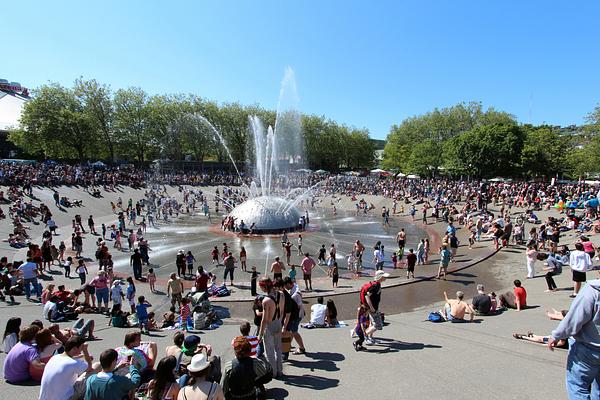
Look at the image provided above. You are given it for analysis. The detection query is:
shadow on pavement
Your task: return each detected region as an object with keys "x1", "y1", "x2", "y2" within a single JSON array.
[
  {"x1": 305, "y1": 351, "x2": 345, "y2": 362},
  {"x1": 283, "y1": 374, "x2": 340, "y2": 390},
  {"x1": 266, "y1": 387, "x2": 289, "y2": 399},
  {"x1": 366, "y1": 338, "x2": 442, "y2": 354},
  {"x1": 288, "y1": 359, "x2": 339, "y2": 372}
]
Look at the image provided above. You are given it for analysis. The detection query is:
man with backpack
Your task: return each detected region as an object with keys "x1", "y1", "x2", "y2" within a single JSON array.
[{"x1": 360, "y1": 270, "x2": 389, "y2": 345}]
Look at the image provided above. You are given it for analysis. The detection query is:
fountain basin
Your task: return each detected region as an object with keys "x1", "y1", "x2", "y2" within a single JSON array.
[{"x1": 228, "y1": 196, "x2": 303, "y2": 234}]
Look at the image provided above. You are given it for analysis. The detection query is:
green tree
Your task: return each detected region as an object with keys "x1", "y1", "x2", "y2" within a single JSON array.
[
  {"x1": 520, "y1": 125, "x2": 569, "y2": 177},
  {"x1": 74, "y1": 78, "x2": 115, "y2": 161},
  {"x1": 10, "y1": 83, "x2": 94, "y2": 160},
  {"x1": 113, "y1": 87, "x2": 155, "y2": 163},
  {"x1": 446, "y1": 124, "x2": 525, "y2": 178}
]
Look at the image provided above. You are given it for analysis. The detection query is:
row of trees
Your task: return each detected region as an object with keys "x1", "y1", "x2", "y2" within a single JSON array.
[
  {"x1": 383, "y1": 102, "x2": 600, "y2": 178},
  {"x1": 10, "y1": 79, "x2": 376, "y2": 171}
]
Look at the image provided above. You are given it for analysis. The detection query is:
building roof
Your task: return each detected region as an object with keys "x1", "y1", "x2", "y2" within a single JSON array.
[{"x1": 0, "y1": 90, "x2": 28, "y2": 131}]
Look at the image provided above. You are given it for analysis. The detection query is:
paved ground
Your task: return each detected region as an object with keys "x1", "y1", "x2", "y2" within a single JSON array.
[{"x1": 0, "y1": 185, "x2": 593, "y2": 399}]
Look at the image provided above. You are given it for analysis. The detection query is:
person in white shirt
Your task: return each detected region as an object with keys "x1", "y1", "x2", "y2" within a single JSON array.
[
  {"x1": 310, "y1": 296, "x2": 327, "y2": 327},
  {"x1": 373, "y1": 247, "x2": 385, "y2": 271},
  {"x1": 39, "y1": 335, "x2": 93, "y2": 400},
  {"x1": 570, "y1": 242, "x2": 592, "y2": 298},
  {"x1": 111, "y1": 280, "x2": 124, "y2": 305}
]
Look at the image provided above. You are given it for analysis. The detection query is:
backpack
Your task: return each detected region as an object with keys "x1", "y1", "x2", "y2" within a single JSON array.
[
  {"x1": 360, "y1": 281, "x2": 376, "y2": 305},
  {"x1": 428, "y1": 311, "x2": 444, "y2": 322}
]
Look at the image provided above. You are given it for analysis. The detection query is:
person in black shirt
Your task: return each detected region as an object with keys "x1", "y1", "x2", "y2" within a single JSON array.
[
  {"x1": 130, "y1": 249, "x2": 143, "y2": 280},
  {"x1": 471, "y1": 284, "x2": 492, "y2": 315}
]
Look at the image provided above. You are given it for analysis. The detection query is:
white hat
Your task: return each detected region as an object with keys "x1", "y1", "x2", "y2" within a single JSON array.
[
  {"x1": 187, "y1": 353, "x2": 211, "y2": 373},
  {"x1": 374, "y1": 270, "x2": 390, "y2": 281}
]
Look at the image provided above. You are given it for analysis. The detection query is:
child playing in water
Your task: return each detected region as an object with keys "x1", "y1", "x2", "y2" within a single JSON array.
[
  {"x1": 391, "y1": 252, "x2": 398, "y2": 269},
  {"x1": 288, "y1": 264, "x2": 297, "y2": 282},
  {"x1": 332, "y1": 262, "x2": 339, "y2": 288},
  {"x1": 147, "y1": 268, "x2": 156, "y2": 292}
]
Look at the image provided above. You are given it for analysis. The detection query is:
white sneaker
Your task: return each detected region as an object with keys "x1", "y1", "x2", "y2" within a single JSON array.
[
  {"x1": 350, "y1": 329, "x2": 357, "y2": 338},
  {"x1": 365, "y1": 338, "x2": 374, "y2": 345},
  {"x1": 370, "y1": 338, "x2": 380, "y2": 344}
]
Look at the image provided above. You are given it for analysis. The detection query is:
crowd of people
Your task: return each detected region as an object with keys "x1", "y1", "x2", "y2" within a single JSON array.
[{"x1": 2, "y1": 162, "x2": 600, "y2": 398}]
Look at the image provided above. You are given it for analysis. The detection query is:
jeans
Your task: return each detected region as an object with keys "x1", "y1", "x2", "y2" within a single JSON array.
[
  {"x1": 133, "y1": 263, "x2": 142, "y2": 280},
  {"x1": 263, "y1": 319, "x2": 283, "y2": 376},
  {"x1": 24, "y1": 277, "x2": 41, "y2": 298},
  {"x1": 95, "y1": 287, "x2": 109, "y2": 305},
  {"x1": 72, "y1": 318, "x2": 94, "y2": 338},
  {"x1": 566, "y1": 340, "x2": 600, "y2": 399}
]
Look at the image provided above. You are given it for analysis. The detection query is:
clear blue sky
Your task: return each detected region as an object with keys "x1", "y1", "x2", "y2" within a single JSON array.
[{"x1": 2, "y1": 1, "x2": 599, "y2": 139}]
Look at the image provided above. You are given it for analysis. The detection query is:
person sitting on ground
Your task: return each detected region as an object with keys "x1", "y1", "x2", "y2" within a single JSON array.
[
  {"x1": 440, "y1": 291, "x2": 474, "y2": 322},
  {"x1": 3, "y1": 324, "x2": 44, "y2": 383},
  {"x1": 165, "y1": 331, "x2": 185, "y2": 357},
  {"x1": 146, "y1": 355, "x2": 180, "y2": 400},
  {"x1": 115, "y1": 331, "x2": 158, "y2": 375},
  {"x1": 325, "y1": 299, "x2": 338, "y2": 326},
  {"x1": 178, "y1": 353, "x2": 224, "y2": 400},
  {"x1": 85, "y1": 348, "x2": 141, "y2": 400},
  {"x1": 307, "y1": 296, "x2": 328, "y2": 328},
  {"x1": 498, "y1": 279, "x2": 527, "y2": 311},
  {"x1": 221, "y1": 336, "x2": 272, "y2": 400},
  {"x1": 108, "y1": 303, "x2": 129, "y2": 328},
  {"x1": 174, "y1": 334, "x2": 216, "y2": 386},
  {"x1": 471, "y1": 284, "x2": 494, "y2": 315},
  {"x1": 162, "y1": 306, "x2": 177, "y2": 328},
  {"x1": 38, "y1": 335, "x2": 95, "y2": 400},
  {"x1": 29, "y1": 327, "x2": 63, "y2": 381},
  {"x1": 2, "y1": 317, "x2": 21, "y2": 354}
]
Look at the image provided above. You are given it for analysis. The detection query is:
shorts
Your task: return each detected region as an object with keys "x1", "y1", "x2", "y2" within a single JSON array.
[
  {"x1": 303, "y1": 274, "x2": 311, "y2": 280},
  {"x1": 398, "y1": 240, "x2": 405, "y2": 247},
  {"x1": 274, "y1": 273, "x2": 283, "y2": 280},
  {"x1": 96, "y1": 287, "x2": 109, "y2": 304},
  {"x1": 572, "y1": 270, "x2": 587, "y2": 283},
  {"x1": 407, "y1": 264, "x2": 415, "y2": 272},
  {"x1": 287, "y1": 317, "x2": 301, "y2": 333}
]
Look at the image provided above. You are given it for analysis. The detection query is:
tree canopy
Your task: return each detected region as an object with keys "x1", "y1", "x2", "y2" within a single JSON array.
[{"x1": 11, "y1": 78, "x2": 376, "y2": 171}]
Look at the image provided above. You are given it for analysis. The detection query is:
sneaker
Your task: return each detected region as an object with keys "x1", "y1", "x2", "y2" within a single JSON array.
[
  {"x1": 364, "y1": 338, "x2": 374, "y2": 345},
  {"x1": 350, "y1": 329, "x2": 357, "y2": 338},
  {"x1": 370, "y1": 338, "x2": 380, "y2": 344}
]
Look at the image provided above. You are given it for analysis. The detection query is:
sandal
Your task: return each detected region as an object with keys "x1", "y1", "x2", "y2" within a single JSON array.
[{"x1": 293, "y1": 348, "x2": 306, "y2": 355}]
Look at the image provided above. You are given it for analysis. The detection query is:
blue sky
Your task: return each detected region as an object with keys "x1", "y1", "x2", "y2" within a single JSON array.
[{"x1": 2, "y1": 1, "x2": 599, "y2": 139}]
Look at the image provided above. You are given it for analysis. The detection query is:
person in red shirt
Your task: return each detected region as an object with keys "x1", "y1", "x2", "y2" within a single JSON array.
[
  {"x1": 194, "y1": 266, "x2": 209, "y2": 293},
  {"x1": 498, "y1": 279, "x2": 527, "y2": 311}
]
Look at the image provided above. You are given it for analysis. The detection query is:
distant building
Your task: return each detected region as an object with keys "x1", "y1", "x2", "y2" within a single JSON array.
[{"x1": 0, "y1": 79, "x2": 30, "y2": 158}]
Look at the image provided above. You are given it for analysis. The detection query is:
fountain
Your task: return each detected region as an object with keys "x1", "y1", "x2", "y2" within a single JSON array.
[{"x1": 220, "y1": 67, "x2": 307, "y2": 234}]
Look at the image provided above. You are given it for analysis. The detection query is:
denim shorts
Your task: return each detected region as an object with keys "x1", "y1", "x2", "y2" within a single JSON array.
[
  {"x1": 287, "y1": 317, "x2": 301, "y2": 333},
  {"x1": 95, "y1": 287, "x2": 109, "y2": 304}
]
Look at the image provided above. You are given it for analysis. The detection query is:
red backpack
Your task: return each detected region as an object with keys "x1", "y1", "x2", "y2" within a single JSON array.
[{"x1": 360, "y1": 281, "x2": 376, "y2": 305}]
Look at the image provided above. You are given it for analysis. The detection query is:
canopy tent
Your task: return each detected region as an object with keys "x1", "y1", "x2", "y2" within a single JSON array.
[
  {"x1": 343, "y1": 171, "x2": 360, "y2": 176},
  {"x1": 396, "y1": 172, "x2": 406, "y2": 177},
  {"x1": 295, "y1": 168, "x2": 312, "y2": 173},
  {"x1": 90, "y1": 161, "x2": 107, "y2": 168},
  {"x1": 315, "y1": 169, "x2": 328, "y2": 174},
  {"x1": 370, "y1": 168, "x2": 387, "y2": 174},
  {"x1": 406, "y1": 174, "x2": 420, "y2": 179}
]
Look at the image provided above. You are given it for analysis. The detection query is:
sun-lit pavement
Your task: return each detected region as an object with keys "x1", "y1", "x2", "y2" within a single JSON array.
[{"x1": 0, "y1": 185, "x2": 586, "y2": 398}]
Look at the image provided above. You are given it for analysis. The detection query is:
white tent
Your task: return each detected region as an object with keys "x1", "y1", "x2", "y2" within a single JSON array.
[
  {"x1": 370, "y1": 168, "x2": 387, "y2": 174},
  {"x1": 407, "y1": 174, "x2": 420, "y2": 179},
  {"x1": 315, "y1": 169, "x2": 328, "y2": 174},
  {"x1": 396, "y1": 172, "x2": 406, "y2": 177}
]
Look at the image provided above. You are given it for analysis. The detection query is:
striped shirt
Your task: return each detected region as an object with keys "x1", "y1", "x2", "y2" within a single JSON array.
[{"x1": 246, "y1": 335, "x2": 259, "y2": 357}]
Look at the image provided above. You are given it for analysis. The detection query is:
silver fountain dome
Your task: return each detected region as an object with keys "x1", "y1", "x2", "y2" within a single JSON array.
[{"x1": 228, "y1": 196, "x2": 302, "y2": 234}]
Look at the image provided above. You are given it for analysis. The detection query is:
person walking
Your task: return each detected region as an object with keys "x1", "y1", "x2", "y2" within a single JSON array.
[
  {"x1": 130, "y1": 248, "x2": 143, "y2": 280},
  {"x1": 548, "y1": 277, "x2": 600, "y2": 399},
  {"x1": 223, "y1": 252, "x2": 236, "y2": 286},
  {"x1": 176, "y1": 250, "x2": 186, "y2": 278},
  {"x1": 300, "y1": 253, "x2": 316, "y2": 292},
  {"x1": 167, "y1": 272, "x2": 184, "y2": 308},
  {"x1": 360, "y1": 270, "x2": 389, "y2": 345}
]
